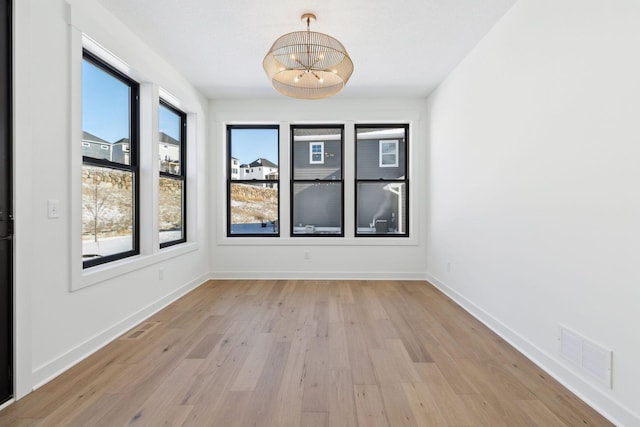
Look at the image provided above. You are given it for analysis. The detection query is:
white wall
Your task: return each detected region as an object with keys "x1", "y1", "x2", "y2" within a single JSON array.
[
  {"x1": 426, "y1": 0, "x2": 640, "y2": 425},
  {"x1": 13, "y1": 0, "x2": 209, "y2": 397},
  {"x1": 209, "y1": 98, "x2": 428, "y2": 280}
]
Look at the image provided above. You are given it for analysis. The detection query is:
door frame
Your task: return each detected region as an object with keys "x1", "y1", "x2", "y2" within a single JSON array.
[{"x1": 0, "y1": 0, "x2": 13, "y2": 406}]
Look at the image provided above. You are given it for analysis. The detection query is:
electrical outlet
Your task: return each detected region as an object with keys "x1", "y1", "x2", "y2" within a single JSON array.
[
  {"x1": 158, "y1": 267, "x2": 165, "y2": 280},
  {"x1": 304, "y1": 251, "x2": 311, "y2": 260},
  {"x1": 47, "y1": 199, "x2": 60, "y2": 219}
]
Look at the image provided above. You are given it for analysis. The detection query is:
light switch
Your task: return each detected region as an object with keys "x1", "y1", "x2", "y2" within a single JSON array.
[{"x1": 48, "y1": 199, "x2": 60, "y2": 219}]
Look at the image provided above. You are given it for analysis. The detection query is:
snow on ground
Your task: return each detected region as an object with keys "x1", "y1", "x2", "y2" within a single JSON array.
[{"x1": 83, "y1": 230, "x2": 182, "y2": 258}]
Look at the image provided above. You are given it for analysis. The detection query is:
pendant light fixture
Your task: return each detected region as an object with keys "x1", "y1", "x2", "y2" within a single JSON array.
[{"x1": 263, "y1": 13, "x2": 354, "y2": 100}]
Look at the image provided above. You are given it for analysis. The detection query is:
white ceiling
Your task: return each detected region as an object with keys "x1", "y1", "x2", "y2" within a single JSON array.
[{"x1": 96, "y1": 0, "x2": 517, "y2": 99}]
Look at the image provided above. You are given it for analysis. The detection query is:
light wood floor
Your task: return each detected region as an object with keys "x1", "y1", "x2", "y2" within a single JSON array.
[{"x1": 0, "y1": 280, "x2": 613, "y2": 426}]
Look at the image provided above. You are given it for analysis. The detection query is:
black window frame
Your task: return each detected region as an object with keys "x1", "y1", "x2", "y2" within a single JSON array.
[
  {"x1": 226, "y1": 124, "x2": 280, "y2": 237},
  {"x1": 159, "y1": 99, "x2": 187, "y2": 249},
  {"x1": 355, "y1": 123, "x2": 409, "y2": 238},
  {"x1": 290, "y1": 124, "x2": 345, "y2": 237},
  {"x1": 82, "y1": 49, "x2": 140, "y2": 268}
]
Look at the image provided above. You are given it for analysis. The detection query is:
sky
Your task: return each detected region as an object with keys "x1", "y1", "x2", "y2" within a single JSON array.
[
  {"x1": 230, "y1": 128, "x2": 279, "y2": 166},
  {"x1": 82, "y1": 59, "x2": 181, "y2": 143},
  {"x1": 82, "y1": 59, "x2": 130, "y2": 143}
]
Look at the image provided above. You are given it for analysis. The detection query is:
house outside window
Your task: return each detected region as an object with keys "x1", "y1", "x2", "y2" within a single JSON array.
[
  {"x1": 227, "y1": 125, "x2": 279, "y2": 236},
  {"x1": 81, "y1": 50, "x2": 139, "y2": 267},
  {"x1": 291, "y1": 125, "x2": 343, "y2": 236},
  {"x1": 379, "y1": 140, "x2": 399, "y2": 167},
  {"x1": 158, "y1": 100, "x2": 187, "y2": 248},
  {"x1": 309, "y1": 142, "x2": 324, "y2": 164},
  {"x1": 355, "y1": 124, "x2": 409, "y2": 237}
]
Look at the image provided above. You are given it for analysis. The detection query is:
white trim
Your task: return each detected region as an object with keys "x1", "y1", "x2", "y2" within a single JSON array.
[
  {"x1": 81, "y1": 34, "x2": 131, "y2": 77},
  {"x1": 70, "y1": 24, "x2": 200, "y2": 291},
  {"x1": 79, "y1": 242, "x2": 199, "y2": 289},
  {"x1": 217, "y1": 120, "x2": 416, "y2": 245},
  {"x1": 158, "y1": 87, "x2": 182, "y2": 111},
  {"x1": 217, "y1": 236, "x2": 418, "y2": 247},
  {"x1": 425, "y1": 272, "x2": 640, "y2": 427},
  {"x1": 0, "y1": 398, "x2": 15, "y2": 411},
  {"x1": 32, "y1": 273, "x2": 209, "y2": 389},
  {"x1": 309, "y1": 141, "x2": 324, "y2": 164},
  {"x1": 210, "y1": 271, "x2": 425, "y2": 281},
  {"x1": 379, "y1": 139, "x2": 399, "y2": 167}
]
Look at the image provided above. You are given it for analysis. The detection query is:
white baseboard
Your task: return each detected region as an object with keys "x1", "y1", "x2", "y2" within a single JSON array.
[
  {"x1": 31, "y1": 272, "x2": 210, "y2": 390},
  {"x1": 0, "y1": 398, "x2": 15, "y2": 411},
  {"x1": 425, "y1": 272, "x2": 640, "y2": 427},
  {"x1": 209, "y1": 270, "x2": 426, "y2": 281}
]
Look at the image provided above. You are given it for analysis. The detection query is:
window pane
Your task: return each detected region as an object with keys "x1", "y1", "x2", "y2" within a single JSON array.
[
  {"x1": 82, "y1": 59, "x2": 131, "y2": 165},
  {"x1": 159, "y1": 104, "x2": 182, "y2": 175},
  {"x1": 356, "y1": 182, "x2": 407, "y2": 235},
  {"x1": 230, "y1": 128, "x2": 279, "y2": 181},
  {"x1": 292, "y1": 182, "x2": 342, "y2": 235},
  {"x1": 293, "y1": 127, "x2": 342, "y2": 180},
  {"x1": 356, "y1": 127, "x2": 406, "y2": 179},
  {"x1": 159, "y1": 177, "x2": 183, "y2": 244},
  {"x1": 229, "y1": 182, "x2": 278, "y2": 235},
  {"x1": 82, "y1": 165, "x2": 134, "y2": 259},
  {"x1": 228, "y1": 126, "x2": 279, "y2": 237}
]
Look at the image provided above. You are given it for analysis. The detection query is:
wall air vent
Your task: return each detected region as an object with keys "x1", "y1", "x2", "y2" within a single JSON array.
[{"x1": 559, "y1": 326, "x2": 612, "y2": 389}]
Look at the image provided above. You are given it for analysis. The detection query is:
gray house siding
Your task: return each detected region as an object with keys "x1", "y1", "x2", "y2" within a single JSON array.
[
  {"x1": 293, "y1": 140, "x2": 342, "y2": 180},
  {"x1": 292, "y1": 183, "x2": 342, "y2": 228},
  {"x1": 291, "y1": 137, "x2": 343, "y2": 231},
  {"x1": 356, "y1": 134, "x2": 408, "y2": 234},
  {"x1": 356, "y1": 138, "x2": 406, "y2": 180}
]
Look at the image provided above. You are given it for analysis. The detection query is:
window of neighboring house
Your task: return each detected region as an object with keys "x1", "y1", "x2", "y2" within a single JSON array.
[
  {"x1": 82, "y1": 142, "x2": 90, "y2": 147},
  {"x1": 100, "y1": 144, "x2": 109, "y2": 150},
  {"x1": 355, "y1": 124, "x2": 409, "y2": 237},
  {"x1": 379, "y1": 140, "x2": 398, "y2": 167},
  {"x1": 227, "y1": 125, "x2": 279, "y2": 236},
  {"x1": 159, "y1": 100, "x2": 187, "y2": 248},
  {"x1": 309, "y1": 142, "x2": 324, "y2": 164},
  {"x1": 81, "y1": 50, "x2": 139, "y2": 268},
  {"x1": 291, "y1": 125, "x2": 343, "y2": 236}
]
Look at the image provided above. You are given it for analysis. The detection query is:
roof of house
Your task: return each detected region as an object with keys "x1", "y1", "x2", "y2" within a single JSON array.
[
  {"x1": 82, "y1": 131, "x2": 110, "y2": 144},
  {"x1": 159, "y1": 132, "x2": 179, "y2": 146},
  {"x1": 249, "y1": 158, "x2": 277, "y2": 168}
]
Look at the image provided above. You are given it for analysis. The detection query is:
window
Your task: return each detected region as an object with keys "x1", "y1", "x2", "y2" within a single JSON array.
[
  {"x1": 159, "y1": 100, "x2": 187, "y2": 248},
  {"x1": 355, "y1": 124, "x2": 408, "y2": 237},
  {"x1": 81, "y1": 50, "x2": 139, "y2": 267},
  {"x1": 309, "y1": 142, "x2": 324, "y2": 164},
  {"x1": 291, "y1": 125, "x2": 343, "y2": 236},
  {"x1": 379, "y1": 140, "x2": 398, "y2": 167},
  {"x1": 227, "y1": 125, "x2": 279, "y2": 236}
]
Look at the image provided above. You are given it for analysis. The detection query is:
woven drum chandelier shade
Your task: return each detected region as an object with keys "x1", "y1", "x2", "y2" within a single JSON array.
[{"x1": 263, "y1": 13, "x2": 353, "y2": 100}]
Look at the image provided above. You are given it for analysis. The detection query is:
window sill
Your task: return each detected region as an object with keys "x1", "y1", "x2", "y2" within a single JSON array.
[
  {"x1": 217, "y1": 236, "x2": 417, "y2": 247},
  {"x1": 73, "y1": 241, "x2": 199, "y2": 291}
]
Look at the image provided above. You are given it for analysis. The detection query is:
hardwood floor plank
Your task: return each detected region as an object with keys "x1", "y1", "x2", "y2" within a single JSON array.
[
  {"x1": 328, "y1": 370, "x2": 357, "y2": 427},
  {"x1": 378, "y1": 382, "x2": 419, "y2": 427},
  {"x1": 353, "y1": 384, "x2": 389, "y2": 427},
  {"x1": 401, "y1": 382, "x2": 448, "y2": 427},
  {"x1": 414, "y1": 362, "x2": 474, "y2": 426},
  {"x1": 0, "y1": 280, "x2": 613, "y2": 427},
  {"x1": 300, "y1": 411, "x2": 328, "y2": 427},
  {"x1": 230, "y1": 332, "x2": 275, "y2": 391},
  {"x1": 270, "y1": 336, "x2": 308, "y2": 427},
  {"x1": 301, "y1": 337, "x2": 331, "y2": 413},
  {"x1": 241, "y1": 341, "x2": 291, "y2": 427},
  {"x1": 344, "y1": 323, "x2": 378, "y2": 385},
  {"x1": 515, "y1": 399, "x2": 570, "y2": 427}
]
